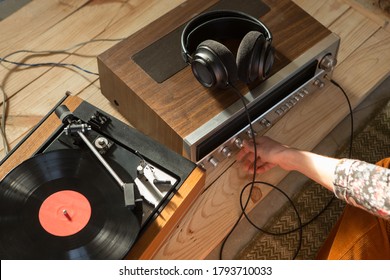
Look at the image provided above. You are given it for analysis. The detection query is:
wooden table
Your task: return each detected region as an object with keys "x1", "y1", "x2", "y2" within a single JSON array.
[{"x1": 0, "y1": 0, "x2": 389, "y2": 259}]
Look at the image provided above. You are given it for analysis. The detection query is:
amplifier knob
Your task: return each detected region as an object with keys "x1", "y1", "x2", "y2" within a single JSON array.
[
  {"x1": 234, "y1": 138, "x2": 244, "y2": 149},
  {"x1": 319, "y1": 54, "x2": 337, "y2": 72},
  {"x1": 209, "y1": 157, "x2": 219, "y2": 167},
  {"x1": 221, "y1": 146, "x2": 232, "y2": 158}
]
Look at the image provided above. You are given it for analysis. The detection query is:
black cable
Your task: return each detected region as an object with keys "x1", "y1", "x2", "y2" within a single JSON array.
[
  {"x1": 219, "y1": 78, "x2": 354, "y2": 260},
  {"x1": 1, "y1": 38, "x2": 127, "y2": 156},
  {"x1": 239, "y1": 181, "x2": 303, "y2": 259},
  {"x1": 0, "y1": 37, "x2": 127, "y2": 76},
  {"x1": 219, "y1": 85, "x2": 304, "y2": 260},
  {"x1": 329, "y1": 78, "x2": 354, "y2": 158},
  {"x1": 0, "y1": 38, "x2": 127, "y2": 62},
  {"x1": 219, "y1": 84, "x2": 259, "y2": 260},
  {"x1": 0, "y1": 57, "x2": 99, "y2": 76}
]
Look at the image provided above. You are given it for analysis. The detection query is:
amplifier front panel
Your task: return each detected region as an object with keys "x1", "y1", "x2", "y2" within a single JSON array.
[{"x1": 184, "y1": 34, "x2": 340, "y2": 172}]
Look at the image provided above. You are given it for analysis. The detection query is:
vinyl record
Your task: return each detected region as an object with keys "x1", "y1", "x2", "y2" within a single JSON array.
[{"x1": 0, "y1": 149, "x2": 141, "y2": 259}]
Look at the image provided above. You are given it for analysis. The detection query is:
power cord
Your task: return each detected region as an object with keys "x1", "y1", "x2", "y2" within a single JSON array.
[
  {"x1": 328, "y1": 77, "x2": 354, "y2": 159},
  {"x1": 219, "y1": 78, "x2": 354, "y2": 260},
  {"x1": 0, "y1": 37, "x2": 126, "y2": 157},
  {"x1": 0, "y1": 57, "x2": 99, "y2": 76},
  {"x1": 0, "y1": 86, "x2": 7, "y2": 154}
]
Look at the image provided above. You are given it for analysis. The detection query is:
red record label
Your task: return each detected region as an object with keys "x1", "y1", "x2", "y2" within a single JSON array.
[{"x1": 38, "y1": 190, "x2": 91, "y2": 237}]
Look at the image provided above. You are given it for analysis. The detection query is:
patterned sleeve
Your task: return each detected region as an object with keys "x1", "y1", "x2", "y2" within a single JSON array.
[{"x1": 333, "y1": 159, "x2": 390, "y2": 220}]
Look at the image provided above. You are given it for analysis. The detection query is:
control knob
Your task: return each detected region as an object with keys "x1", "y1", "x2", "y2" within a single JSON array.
[
  {"x1": 209, "y1": 157, "x2": 219, "y2": 167},
  {"x1": 319, "y1": 54, "x2": 337, "y2": 72}
]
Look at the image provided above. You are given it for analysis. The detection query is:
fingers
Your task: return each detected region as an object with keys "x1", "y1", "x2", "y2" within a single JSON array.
[
  {"x1": 237, "y1": 137, "x2": 277, "y2": 174},
  {"x1": 242, "y1": 139, "x2": 255, "y2": 152},
  {"x1": 236, "y1": 144, "x2": 252, "y2": 161},
  {"x1": 255, "y1": 162, "x2": 277, "y2": 174},
  {"x1": 238, "y1": 148, "x2": 268, "y2": 174},
  {"x1": 240, "y1": 157, "x2": 276, "y2": 174}
]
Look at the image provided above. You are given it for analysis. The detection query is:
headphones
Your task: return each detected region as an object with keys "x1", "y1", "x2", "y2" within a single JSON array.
[{"x1": 181, "y1": 10, "x2": 274, "y2": 89}]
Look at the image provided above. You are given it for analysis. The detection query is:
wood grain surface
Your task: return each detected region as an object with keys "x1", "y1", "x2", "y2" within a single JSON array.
[{"x1": 0, "y1": 0, "x2": 389, "y2": 259}]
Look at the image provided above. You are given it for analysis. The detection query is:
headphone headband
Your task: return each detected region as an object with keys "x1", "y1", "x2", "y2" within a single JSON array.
[{"x1": 181, "y1": 10, "x2": 272, "y2": 63}]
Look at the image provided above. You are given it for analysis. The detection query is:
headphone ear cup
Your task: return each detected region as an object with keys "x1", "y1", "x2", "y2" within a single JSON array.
[
  {"x1": 236, "y1": 31, "x2": 266, "y2": 84},
  {"x1": 192, "y1": 39, "x2": 238, "y2": 88}
]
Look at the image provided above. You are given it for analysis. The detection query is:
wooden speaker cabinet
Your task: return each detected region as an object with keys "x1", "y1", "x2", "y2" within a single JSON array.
[{"x1": 97, "y1": 0, "x2": 339, "y2": 174}]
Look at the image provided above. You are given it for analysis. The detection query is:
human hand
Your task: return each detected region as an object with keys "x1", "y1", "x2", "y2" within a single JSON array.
[{"x1": 236, "y1": 136, "x2": 289, "y2": 174}]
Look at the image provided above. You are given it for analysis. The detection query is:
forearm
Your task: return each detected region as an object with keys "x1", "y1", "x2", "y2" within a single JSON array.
[
  {"x1": 239, "y1": 136, "x2": 390, "y2": 219},
  {"x1": 279, "y1": 148, "x2": 339, "y2": 193},
  {"x1": 281, "y1": 149, "x2": 390, "y2": 219}
]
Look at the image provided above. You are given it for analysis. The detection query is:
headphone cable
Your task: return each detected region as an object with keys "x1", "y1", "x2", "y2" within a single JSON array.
[
  {"x1": 219, "y1": 84, "x2": 304, "y2": 259},
  {"x1": 219, "y1": 78, "x2": 353, "y2": 260},
  {"x1": 219, "y1": 84, "x2": 259, "y2": 259}
]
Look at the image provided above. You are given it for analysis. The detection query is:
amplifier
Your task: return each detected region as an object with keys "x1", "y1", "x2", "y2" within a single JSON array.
[
  {"x1": 97, "y1": 0, "x2": 340, "y2": 174},
  {"x1": 187, "y1": 36, "x2": 339, "y2": 170}
]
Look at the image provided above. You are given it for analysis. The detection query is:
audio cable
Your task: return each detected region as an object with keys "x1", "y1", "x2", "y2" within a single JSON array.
[
  {"x1": 219, "y1": 84, "x2": 260, "y2": 259},
  {"x1": 220, "y1": 78, "x2": 354, "y2": 260},
  {"x1": 328, "y1": 77, "x2": 354, "y2": 159},
  {"x1": 0, "y1": 38, "x2": 128, "y2": 75},
  {"x1": 0, "y1": 57, "x2": 99, "y2": 76},
  {"x1": 219, "y1": 85, "x2": 303, "y2": 260},
  {"x1": 0, "y1": 37, "x2": 127, "y2": 157}
]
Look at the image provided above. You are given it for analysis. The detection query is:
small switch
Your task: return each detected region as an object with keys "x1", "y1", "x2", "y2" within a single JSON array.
[
  {"x1": 313, "y1": 79, "x2": 325, "y2": 88},
  {"x1": 247, "y1": 129, "x2": 257, "y2": 138},
  {"x1": 260, "y1": 118, "x2": 271, "y2": 128},
  {"x1": 221, "y1": 147, "x2": 232, "y2": 158},
  {"x1": 275, "y1": 109, "x2": 283, "y2": 115},
  {"x1": 234, "y1": 138, "x2": 243, "y2": 149}
]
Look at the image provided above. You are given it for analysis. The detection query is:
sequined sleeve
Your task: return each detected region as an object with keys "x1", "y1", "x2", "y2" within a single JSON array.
[{"x1": 333, "y1": 159, "x2": 390, "y2": 219}]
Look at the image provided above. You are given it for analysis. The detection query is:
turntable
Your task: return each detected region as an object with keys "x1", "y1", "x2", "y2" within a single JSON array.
[{"x1": 0, "y1": 95, "x2": 205, "y2": 259}]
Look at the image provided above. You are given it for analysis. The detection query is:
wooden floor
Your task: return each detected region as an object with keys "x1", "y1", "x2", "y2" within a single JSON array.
[{"x1": 0, "y1": 0, "x2": 389, "y2": 259}]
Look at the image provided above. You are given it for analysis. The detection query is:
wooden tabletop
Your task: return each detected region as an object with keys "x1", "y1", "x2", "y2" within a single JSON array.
[{"x1": 0, "y1": 0, "x2": 389, "y2": 259}]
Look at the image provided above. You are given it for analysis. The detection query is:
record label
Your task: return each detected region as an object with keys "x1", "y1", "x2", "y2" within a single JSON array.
[{"x1": 38, "y1": 190, "x2": 91, "y2": 237}]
